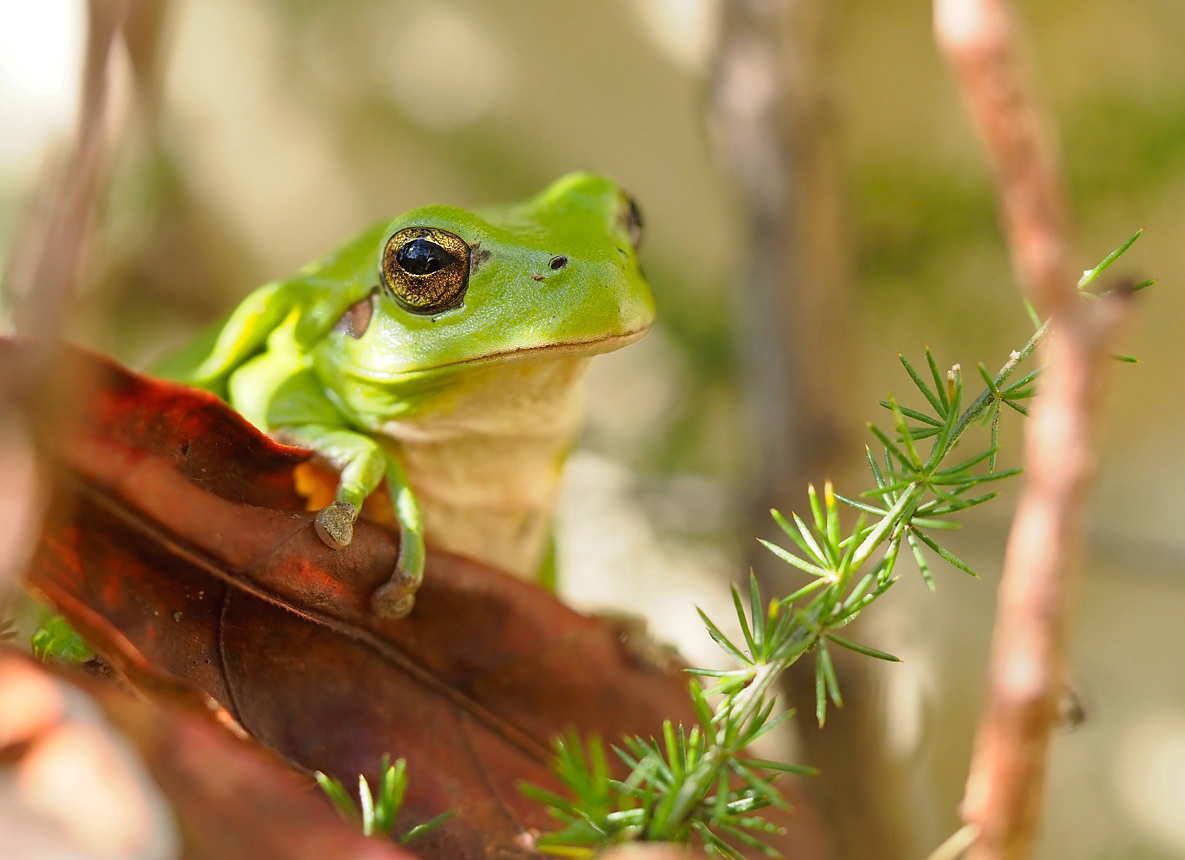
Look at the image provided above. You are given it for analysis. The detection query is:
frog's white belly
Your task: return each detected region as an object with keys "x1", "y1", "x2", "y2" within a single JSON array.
[{"x1": 377, "y1": 356, "x2": 589, "y2": 578}]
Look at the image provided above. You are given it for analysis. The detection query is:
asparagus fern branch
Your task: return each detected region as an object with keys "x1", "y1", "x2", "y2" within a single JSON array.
[{"x1": 524, "y1": 230, "x2": 1146, "y2": 858}]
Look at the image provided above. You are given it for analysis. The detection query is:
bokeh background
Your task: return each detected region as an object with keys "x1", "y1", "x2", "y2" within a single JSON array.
[{"x1": 1, "y1": 1, "x2": 1183, "y2": 858}]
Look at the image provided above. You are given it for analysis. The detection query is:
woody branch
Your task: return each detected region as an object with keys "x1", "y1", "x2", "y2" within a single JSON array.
[{"x1": 933, "y1": 1, "x2": 1133, "y2": 859}]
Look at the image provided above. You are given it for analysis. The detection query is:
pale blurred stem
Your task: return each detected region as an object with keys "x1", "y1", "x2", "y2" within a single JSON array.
[
  {"x1": 934, "y1": 2, "x2": 1132, "y2": 860},
  {"x1": 0, "y1": 1, "x2": 129, "y2": 591},
  {"x1": 6, "y1": 1, "x2": 127, "y2": 354},
  {"x1": 707, "y1": 2, "x2": 905, "y2": 858},
  {"x1": 708, "y1": 0, "x2": 852, "y2": 508}
]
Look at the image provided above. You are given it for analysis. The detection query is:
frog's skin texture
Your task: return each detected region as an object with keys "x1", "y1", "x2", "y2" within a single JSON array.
[{"x1": 156, "y1": 173, "x2": 655, "y2": 618}]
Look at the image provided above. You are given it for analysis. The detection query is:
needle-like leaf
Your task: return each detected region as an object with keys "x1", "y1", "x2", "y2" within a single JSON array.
[
  {"x1": 834, "y1": 493, "x2": 887, "y2": 516},
  {"x1": 818, "y1": 640, "x2": 842, "y2": 709},
  {"x1": 757, "y1": 539, "x2": 832, "y2": 579},
  {"x1": 934, "y1": 446, "x2": 999, "y2": 477},
  {"x1": 925, "y1": 347, "x2": 950, "y2": 414},
  {"x1": 749, "y1": 574, "x2": 765, "y2": 655},
  {"x1": 732, "y1": 585, "x2": 756, "y2": 656},
  {"x1": 401, "y1": 811, "x2": 457, "y2": 844},
  {"x1": 1078, "y1": 228, "x2": 1141, "y2": 290},
  {"x1": 990, "y1": 403, "x2": 1001, "y2": 471},
  {"x1": 886, "y1": 395, "x2": 922, "y2": 469},
  {"x1": 911, "y1": 529, "x2": 979, "y2": 577},
  {"x1": 1023, "y1": 298, "x2": 1042, "y2": 330},
  {"x1": 698, "y1": 608, "x2": 751, "y2": 664},
  {"x1": 827, "y1": 634, "x2": 901, "y2": 663},
  {"x1": 881, "y1": 401, "x2": 944, "y2": 427},
  {"x1": 868, "y1": 424, "x2": 918, "y2": 474},
  {"x1": 899, "y1": 352, "x2": 947, "y2": 417}
]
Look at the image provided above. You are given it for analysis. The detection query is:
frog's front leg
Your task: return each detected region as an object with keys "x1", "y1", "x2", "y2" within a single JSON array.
[{"x1": 278, "y1": 423, "x2": 425, "y2": 619}]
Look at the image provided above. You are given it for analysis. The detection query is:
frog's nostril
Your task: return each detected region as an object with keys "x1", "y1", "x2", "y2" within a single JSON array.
[{"x1": 549, "y1": 255, "x2": 569, "y2": 270}]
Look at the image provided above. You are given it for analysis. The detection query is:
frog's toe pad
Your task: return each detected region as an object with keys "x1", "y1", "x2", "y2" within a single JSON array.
[
  {"x1": 314, "y1": 500, "x2": 357, "y2": 549},
  {"x1": 371, "y1": 581, "x2": 416, "y2": 619}
]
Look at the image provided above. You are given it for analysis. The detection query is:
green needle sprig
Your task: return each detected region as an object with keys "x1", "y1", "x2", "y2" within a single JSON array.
[
  {"x1": 316, "y1": 754, "x2": 455, "y2": 843},
  {"x1": 31, "y1": 612, "x2": 94, "y2": 663},
  {"x1": 523, "y1": 230, "x2": 1147, "y2": 859}
]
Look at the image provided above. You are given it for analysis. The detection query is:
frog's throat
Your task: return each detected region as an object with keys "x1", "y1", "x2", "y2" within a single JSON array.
[
  {"x1": 375, "y1": 354, "x2": 595, "y2": 579},
  {"x1": 422, "y1": 324, "x2": 650, "y2": 374}
]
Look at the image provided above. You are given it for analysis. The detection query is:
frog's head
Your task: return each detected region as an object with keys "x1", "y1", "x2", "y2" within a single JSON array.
[{"x1": 342, "y1": 173, "x2": 655, "y2": 377}]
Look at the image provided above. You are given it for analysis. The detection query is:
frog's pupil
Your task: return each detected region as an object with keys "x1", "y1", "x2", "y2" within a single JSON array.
[{"x1": 397, "y1": 238, "x2": 452, "y2": 276}]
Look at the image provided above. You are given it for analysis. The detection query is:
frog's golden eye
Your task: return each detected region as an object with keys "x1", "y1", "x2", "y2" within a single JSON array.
[{"x1": 381, "y1": 227, "x2": 470, "y2": 314}]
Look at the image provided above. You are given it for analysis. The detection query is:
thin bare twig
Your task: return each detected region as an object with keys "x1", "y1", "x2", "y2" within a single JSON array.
[{"x1": 934, "y1": 2, "x2": 1133, "y2": 860}]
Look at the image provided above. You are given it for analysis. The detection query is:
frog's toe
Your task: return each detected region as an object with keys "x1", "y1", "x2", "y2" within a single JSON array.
[
  {"x1": 314, "y1": 500, "x2": 357, "y2": 549},
  {"x1": 371, "y1": 581, "x2": 416, "y2": 619},
  {"x1": 371, "y1": 556, "x2": 424, "y2": 619}
]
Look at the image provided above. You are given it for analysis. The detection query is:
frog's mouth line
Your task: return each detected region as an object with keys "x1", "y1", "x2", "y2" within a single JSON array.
[
  {"x1": 343, "y1": 324, "x2": 651, "y2": 383},
  {"x1": 440, "y1": 324, "x2": 652, "y2": 370}
]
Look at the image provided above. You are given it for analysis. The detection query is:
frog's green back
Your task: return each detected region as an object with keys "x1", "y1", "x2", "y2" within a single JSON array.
[{"x1": 153, "y1": 223, "x2": 390, "y2": 389}]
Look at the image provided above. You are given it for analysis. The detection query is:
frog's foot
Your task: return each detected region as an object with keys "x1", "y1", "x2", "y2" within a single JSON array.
[
  {"x1": 371, "y1": 580, "x2": 416, "y2": 620},
  {"x1": 371, "y1": 563, "x2": 425, "y2": 619},
  {"x1": 370, "y1": 549, "x2": 426, "y2": 620},
  {"x1": 314, "y1": 500, "x2": 358, "y2": 549}
]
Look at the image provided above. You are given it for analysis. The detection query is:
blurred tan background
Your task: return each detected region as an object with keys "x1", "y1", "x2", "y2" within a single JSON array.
[{"x1": 1, "y1": 1, "x2": 1182, "y2": 859}]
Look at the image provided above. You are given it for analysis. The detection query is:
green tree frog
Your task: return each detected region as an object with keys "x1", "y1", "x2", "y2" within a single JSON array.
[{"x1": 156, "y1": 173, "x2": 654, "y2": 619}]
